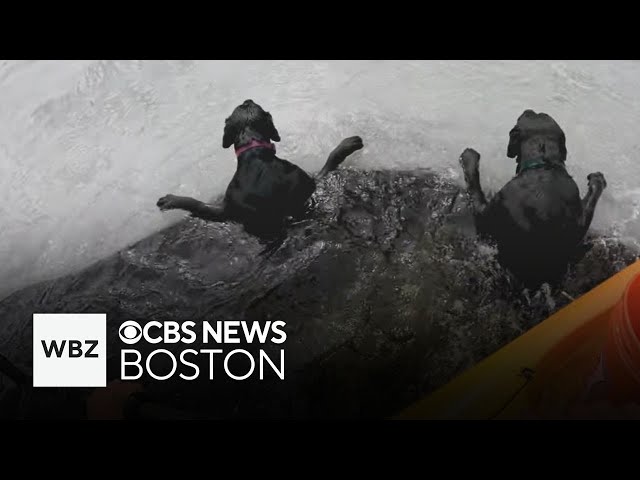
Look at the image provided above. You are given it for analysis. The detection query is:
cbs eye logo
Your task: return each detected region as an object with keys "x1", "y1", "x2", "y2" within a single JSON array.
[{"x1": 119, "y1": 321, "x2": 142, "y2": 345}]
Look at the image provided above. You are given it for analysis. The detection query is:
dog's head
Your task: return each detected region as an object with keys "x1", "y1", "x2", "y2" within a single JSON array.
[
  {"x1": 222, "y1": 99, "x2": 281, "y2": 149},
  {"x1": 507, "y1": 109, "x2": 567, "y2": 163}
]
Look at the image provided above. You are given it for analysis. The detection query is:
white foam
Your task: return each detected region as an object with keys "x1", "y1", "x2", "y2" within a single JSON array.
[{"x1": 1, "y1": 60, "x2": 639, "y2": 299}]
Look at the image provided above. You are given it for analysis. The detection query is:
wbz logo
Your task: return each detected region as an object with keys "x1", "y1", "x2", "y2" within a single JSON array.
[
  {"x1": 33, "y1": 313, "x2": 106, "y2": 387},
  {"x1": 41, "y1": 339, "x2": 99, "y2": 358}
]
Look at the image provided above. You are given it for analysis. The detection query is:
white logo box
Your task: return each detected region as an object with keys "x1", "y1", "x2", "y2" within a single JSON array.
[{"x1": 33, "y1": 313, "x2": 107, "y2": 387}]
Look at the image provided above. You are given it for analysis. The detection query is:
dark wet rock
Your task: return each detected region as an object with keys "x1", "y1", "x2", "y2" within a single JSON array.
[{"x1": 0, "y1": 168, "x2": 637, "y2": 419}]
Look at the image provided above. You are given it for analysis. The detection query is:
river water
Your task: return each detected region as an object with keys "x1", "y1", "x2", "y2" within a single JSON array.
[{"x1": 1, "y1": 60, "x2": 639, "y2": 299}]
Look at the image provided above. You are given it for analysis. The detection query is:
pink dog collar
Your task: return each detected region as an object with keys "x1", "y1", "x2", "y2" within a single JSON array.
[{"x1": 234, "y1": 139, "x2": 276, "y2": 157}]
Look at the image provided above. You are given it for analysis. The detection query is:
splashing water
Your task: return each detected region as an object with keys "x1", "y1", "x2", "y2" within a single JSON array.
[{"x1": 1, "y1": 60, "x2": 640, "y2": 299}]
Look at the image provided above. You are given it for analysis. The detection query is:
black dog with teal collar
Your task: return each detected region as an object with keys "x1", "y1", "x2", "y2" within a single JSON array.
[{"x1": 459, "y1": 109, "x2": 607, "y2": 288}]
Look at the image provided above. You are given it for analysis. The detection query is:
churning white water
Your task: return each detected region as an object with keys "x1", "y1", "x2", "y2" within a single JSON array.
[{"x1": 1, "y1": 60, "x2": 640, "y2": 299}]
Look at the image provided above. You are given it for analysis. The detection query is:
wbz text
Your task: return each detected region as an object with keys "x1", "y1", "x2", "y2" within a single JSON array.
[{"x1": 32, "y1": 314, "x2": 286, "y2": 387}]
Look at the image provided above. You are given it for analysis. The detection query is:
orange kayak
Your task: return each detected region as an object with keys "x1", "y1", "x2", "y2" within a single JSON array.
[{"x1": 396, "y1": 260, "x2": 640, "y2": 420}]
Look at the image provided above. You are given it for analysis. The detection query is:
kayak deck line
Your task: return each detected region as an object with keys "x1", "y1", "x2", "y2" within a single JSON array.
[{"x1": 396, "y1": 260, "x2": 640, "y2": 420}]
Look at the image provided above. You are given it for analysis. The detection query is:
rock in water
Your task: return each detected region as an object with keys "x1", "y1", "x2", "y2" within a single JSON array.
[{"x1": 0, "y1": 168, "x2": 637, "y2": 419}]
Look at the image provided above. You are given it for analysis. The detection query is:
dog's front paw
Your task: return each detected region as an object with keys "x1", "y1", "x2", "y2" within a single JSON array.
[
  {"x1": 459, "y1": 148, "x2": 481, "y2": 172},
  {"x1": 338, "y1": 136, "x2": 364, "y2": 156},
  {"x1": 157, "y1": 194, "x2": 183, "y2": 211},
  {"x1": 587, "y1": 172, "x2": 607, "y2": 191}
]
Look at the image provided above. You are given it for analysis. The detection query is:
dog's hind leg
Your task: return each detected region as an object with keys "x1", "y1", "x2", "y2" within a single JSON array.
[
  {"x1": 318, "y1": 136, "x2": 364, "y2": 178},
  {"x1": 157, "y1": 194, "x2": 229, "y2": 222},
  {"x1": 578, "y1": 171, "x2": 607, "y2": 238},
  {"x1": 459, "y1": 148, "x2": 488, "y2": 215}
]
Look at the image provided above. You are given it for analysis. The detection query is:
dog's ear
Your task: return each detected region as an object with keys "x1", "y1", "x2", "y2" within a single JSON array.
[
  {"x1": 222, "y1": 120, "x2": 238, "y2": 149},
  {"x1": 265, "y1": 112, "x2": 280, "y2": 142},
  {"x1": 507, "y1": 125, "x2": 521, "y2": 158},
  {"x1": 558, "y1": 130, "x2": 567, "y2": 162}
]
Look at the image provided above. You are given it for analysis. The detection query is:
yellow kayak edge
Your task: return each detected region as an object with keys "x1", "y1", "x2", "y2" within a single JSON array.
[{"x1": 395, "y1": 259, "x2": 640, "y2": 420}]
